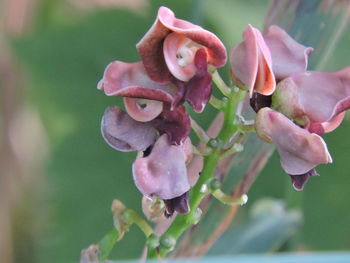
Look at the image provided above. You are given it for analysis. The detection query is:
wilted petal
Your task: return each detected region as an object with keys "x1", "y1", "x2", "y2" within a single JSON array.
[
  {"x1": 289, "y1": 168, "x2": 319, "y2": 191},
  {"x1": 101, "y1": 106, "x2": 157, "y2": 152},
  {"x1": 132, "y1": 134, "x2": 190, "y2": 200},
  {"x1": 230, "y1": 25, "x2": 275, "y2": 97},
  {"x1": 152, "y1": 105, "x2": 191, "y2": 145},
  {"x1": 272, "y1": 68, "x2": 350, "y2": 134},
  {"x1": 98, "y1": 61, "x2": 178, "y2": 105},
  {"x1": 264, "y1": 25, "x2": 313, "y2": 80},
  {"x1": 255, "y1": 108, "x2": 332, "y2": 175},
  {"x1": 124, "y1": 97, "x2": 163, "y2": 122},
  {"x1": 136, "y1": 6, "x2": 227, "y2": 83}
]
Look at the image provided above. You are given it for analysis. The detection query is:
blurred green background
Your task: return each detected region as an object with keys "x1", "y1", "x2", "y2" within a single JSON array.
[{"x1": 1, "y1": 0, "x2": 350, "y2": 262}]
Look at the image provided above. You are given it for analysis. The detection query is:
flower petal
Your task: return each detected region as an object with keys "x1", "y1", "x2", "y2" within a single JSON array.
[
  {"x1": 123, "y1": 97, "x2": 163, "y2": 122},
  {"x1": 272, "y1": 68, "x2": 350, "y2": 134},
  {"x1": 136, "y1": 6, "x2": 227, "y2": 83},
  {"x1": 264, "y1": 25, "x2": 313, "y2": 80},
  {"x1": 183, "y1": 49, "x2": 212, "y2": 113},
  {"x1": 255, "y1": 108, "x2": 332, "y2": 175},
  {"x1": 163, "y1": 192, "x2": 190, "y2": 216},
  {"x1": 230, "y1": 25, "x2": 275, "y2": 97},
  {"x1": 132, "y1": 134, "x2": 190, "y2": 200},
  {"x1": 101, "y1": 106, "x2": 158, "y2": 152},
  {"x1": 152, "y1": 105, "x2": 191, "y2": 145},
  {"x1": 289, "y1": 168, "x2": 319, "y2": 191},
  {"x1": 98, "y1": 61, "x2": 178, "y2": 105}
]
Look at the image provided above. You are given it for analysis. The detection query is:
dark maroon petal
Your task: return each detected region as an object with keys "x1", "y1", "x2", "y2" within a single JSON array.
[
  {"x1": 101, "y1": 106, "x2": 157, "y2": 152},
  {"x1": 98, "y1": 61, "x2": 178, "y2": 104},
  {"x1": 136, "y1": 6, "x2": 226, "y2": 83},
  {"x1": 152, "y1": 105, "x2": 191, "y2": 145},
  {"x1": 289, "y1": 168, "x2": 319, "y2": 191},
  {"x1": 163, "y1": 192, "x2": 190, "y2": 217},
  {"x1": 250, "y1": 93, "x2": 272, "y2": 113},
  {"x1": 183, "y1": 49, "x2": 212, "y2": 113}
]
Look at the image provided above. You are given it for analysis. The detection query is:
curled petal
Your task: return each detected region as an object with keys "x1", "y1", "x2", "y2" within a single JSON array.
[
  {"x1": 264, "y1": 25, "x2": 313, "y2": 80},
  {"x1": 163, "y1": 32, "x2": 198, "y2": 81},
  {"x1": 98, "y1": 61, "x2": 178, "y2": 105},
  {"x1": 272, "y1": 68, "x2": 350, "y2": 134},
  {"x1": 101, "y1": 106, "x2": 157, "y2": 152},
  {"x1": 136, "y1": 6, "x2": 227, "y2": 83},
  {"x1": 255, "y1": 108, "x2": 332, "y2": 175},
  {"x1": 124, "y1": 97, "x2": 163, "y2": 122},
  {"x1": 230, "y1": 25, "x2": 275, "y2": 97},
  {"x1": 132, "y1": 134, "x2": 190, "y2": 200},
  {"x1": 152, "y1": 105, "x2": 191, "y2": 145}
]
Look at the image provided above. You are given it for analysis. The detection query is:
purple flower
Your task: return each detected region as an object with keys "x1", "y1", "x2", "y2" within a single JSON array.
[
  {"x1": 136, "y1": 6, "x2": 227, "y2": 112},
  {"x1": 272, "y1": 68, "x2": 350, "y2": 135},
  {"x1": 255, "y1": 107, "x2": 332, "y2": 189},
  {"x1": 230, "y1": 25, "x2": 276, "y2": 97}
]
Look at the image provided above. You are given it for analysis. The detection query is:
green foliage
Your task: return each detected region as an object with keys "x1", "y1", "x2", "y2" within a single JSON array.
[
  {"x1": 9, "y1": 0, "x2": 350, "y2": 261},
  {"x1": 209, "y1": 199, "x2": 302, "y2": 254}
]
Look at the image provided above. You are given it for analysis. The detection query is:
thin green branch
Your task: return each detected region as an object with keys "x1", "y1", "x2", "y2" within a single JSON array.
[
  {"x1": 212, "y1": 70, "x2": 231, "y2": 97},
  {"x1": 209, "y1": 95, "x2": 225, "y2": 110},
  {"x1": 190, "y1": 117, "x2": 210, "y2": 144}
]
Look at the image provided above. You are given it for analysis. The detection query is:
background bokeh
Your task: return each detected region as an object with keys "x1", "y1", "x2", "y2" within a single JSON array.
[{"x1": 0, "y1": 0, "x2": 350, "y2": 262}]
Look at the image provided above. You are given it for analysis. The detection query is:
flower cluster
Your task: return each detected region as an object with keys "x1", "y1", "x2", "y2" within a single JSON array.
[
  {"x1": 98, "y1": 6, "x2": 226, "y2": 215},
  {"x1": 231, "y1": 24, "x2": 350, "y2": 190},
  {"x1": 99, "y1": 5, "x2": 350, "y2": 218}
]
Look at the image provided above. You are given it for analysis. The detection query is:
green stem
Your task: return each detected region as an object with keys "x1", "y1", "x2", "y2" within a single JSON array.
[
  {"x1": 212, "y1": 70, "x2": 231, "y2": 97},
  {"x1": 190, "y1": 117, "x2": 210, "y2": 144},
  {"x1": 124, "y1": 209, "x2": 153, "y2": 237},
  {"x1": 212, "y1": 189, "x2": 248, "y2": 205},
  {"x1": 147, "y1": 86, "x2": 247, "y2": 259},
  {"x1": 209, "y1": 95, "x2": 225, "y2": 110}
]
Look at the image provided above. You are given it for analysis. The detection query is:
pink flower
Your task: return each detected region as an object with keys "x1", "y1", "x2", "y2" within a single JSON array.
[
  {"x1": 272, "y1": 67, "x2": 350, "y2": 135},
  {"x1": 137, "y1": 6, "x2": 227, "y2": 83},
  {"x1": 136, "y1": 6, "x2": 226, "y2": 112},
  {"x1": 264, "y1": 25, "x2": 313, "y2": 80},
  {"x1": 255, "y1": 107, "x2": 332, "y2": 190},
  {"x1": 98, "y1": 61, "x2": 178, "y2": 109},
  {"x1": 230, "y1": 25, "x2": 276, "y2": 97},
  {"x1": 133, "y1": 134, "x2": 198, "y2": 214}
]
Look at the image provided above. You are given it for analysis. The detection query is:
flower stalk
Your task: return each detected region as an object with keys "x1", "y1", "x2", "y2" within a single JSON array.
[{"x1": 147, "y1": 79, "x2": 248, "y2": 259}]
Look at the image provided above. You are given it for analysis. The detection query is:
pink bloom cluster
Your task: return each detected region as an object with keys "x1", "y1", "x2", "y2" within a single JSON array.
[
  {"x1": 98, "y1": 7, "x2": 226, "y2": 215},
  {"x1": 231, "y1": 25, "x2": 350, "y2": 190}
]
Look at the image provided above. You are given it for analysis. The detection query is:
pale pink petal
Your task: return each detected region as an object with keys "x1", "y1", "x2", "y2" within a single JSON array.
[
  {"x1": 163, "y1": 32, "x2": 197, "y2": 81},
  {"x1": 272, "y1": 68, "x2": 350, "y2": 134},
  {"x1": 136, "y1": 6, "x2": 226, "y2": 83},
  {"x1": 132, "y1": 134, "x2": 190, "y2": 200},
  {"x1": 98, "y1": 61, "x2": 178, "y2": 105},
  {"x1": 264, "y1": 25, "x2": 313, "y2": 80},
  {"x1": 101, "y1": 106, "x2": 157, "y2": 152},
  {"x1": 255, "y1": 108, "x2": 332, "y2": 175},
  {"x1": 124, "y1": 97, "x2": 163, "y2": 122},
  {"x1": 230, "y1": 25, "x2": 275, "y2": 97}
]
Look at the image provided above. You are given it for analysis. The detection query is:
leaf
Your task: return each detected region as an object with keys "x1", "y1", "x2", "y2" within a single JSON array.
[{"x1": 208, "y1": 199, "x2": 302, "y2": 254}]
